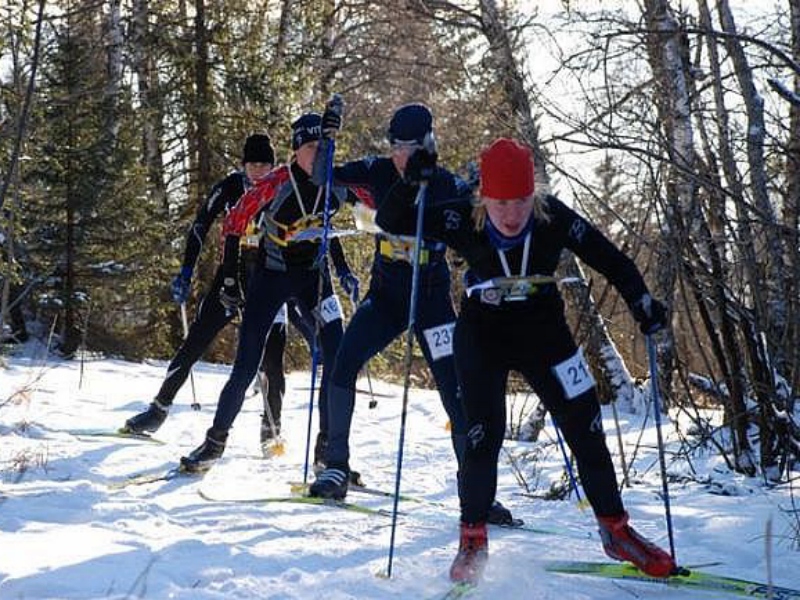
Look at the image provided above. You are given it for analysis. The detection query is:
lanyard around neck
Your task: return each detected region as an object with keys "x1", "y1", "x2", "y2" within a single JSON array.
[{"x1": 497, "y1": 231, "x2": 531, "y2": 277}]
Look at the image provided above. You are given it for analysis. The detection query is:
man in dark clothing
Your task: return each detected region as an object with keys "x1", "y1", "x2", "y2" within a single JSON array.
[
  {"x1": 180, "y1": 113, "x2": 361, "y2": 472},
  {"x1": 307, "y1": 103, "x2": 516, "y2": 526},
  {"x1": 123, "y1": 134, "x2": 355, "y2": 450}
]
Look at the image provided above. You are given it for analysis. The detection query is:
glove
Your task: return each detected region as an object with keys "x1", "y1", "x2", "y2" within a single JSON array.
[
  {"x1": 219, "y1": 277, "x2": 244, "y2": 313},
  {"x1": 338, "y1": 271, "x2": 360, "y2": 304},
  {"x1": 171, "y1": 267, "x2": 192, "y2": 303},
  {"x1": 404, "y1": 147, "x2": 438, "y2": 185},
  {"x1": 631, "y1": 293, "x2": 668, "y2": 335},
  {"x1": 321, "y1": 107, "x2": 342, "y2": 139}
]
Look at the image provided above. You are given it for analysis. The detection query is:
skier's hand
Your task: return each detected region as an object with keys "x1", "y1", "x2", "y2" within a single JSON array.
[
  {"x1": 170, "y1": 267, "x2": 192, "y2": 303},
  {"x1": 631, "y1": 293, "x2": 668, "y2": 335},
  {"x1": 338, "y1": 271, "x2": 360, "y2": 304},
  {"x1": 321, "y1": 108, "x2": 342, "y2": 138},
  {"x1": 404, "y1": 147, "x2": 438, "y2": 185},
  {"x1": 219, "y1": 277, "x2": 244, "y2": 312}
]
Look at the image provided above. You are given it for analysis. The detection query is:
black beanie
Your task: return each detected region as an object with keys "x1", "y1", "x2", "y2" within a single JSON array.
[
  {"x1": 291, "y1": 113, "x2": 322, "y2": 150},
  {"x1": 387, "y1": 103, "x2": 433, "y2": 144},
  {"x1": 242, "y1": 133, "x2": 275, "y2": 164}
]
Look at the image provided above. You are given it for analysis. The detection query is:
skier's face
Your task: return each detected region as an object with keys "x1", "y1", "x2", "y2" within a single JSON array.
[
  {"x1": 483, "y1": 195, "x2": 535, "y2": 237},
  {"x1": 244, "y1": 161, "x2": 272, "y2": 182},
  {"x1": 390, "y1": 141, "x2": 421, "y2": 176},
  {"x1": 295, "y1": 140, "x2": 319, "y2": 175}
]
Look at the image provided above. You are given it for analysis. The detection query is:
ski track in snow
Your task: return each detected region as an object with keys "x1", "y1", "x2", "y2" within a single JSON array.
[{"x1": 1, "y1": 342, "x2": 798, "y2": 599}]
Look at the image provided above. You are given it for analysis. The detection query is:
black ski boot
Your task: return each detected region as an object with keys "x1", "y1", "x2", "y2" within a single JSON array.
[
  {"x1": 180, "y1": 427, "x2": 227, "y2": 473},
  {"x1": 313, "y1": 431, "x2": 328, "y2": 474},
  {"x1": 309, "y1": 465, "x2": 349, "y2": 500},
  {"x1": 122, "y1": 400, "x2": 169, "y2": 434},
  {"x1": 487, "y1": 500, "x2": 521, "y2": 526},
  {"x1": 259, "y1": 414, "x2": 281, "y2": 445}
]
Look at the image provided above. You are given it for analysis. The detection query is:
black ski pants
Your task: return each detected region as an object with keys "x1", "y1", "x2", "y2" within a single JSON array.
[
  {"x1": 156, "y1": 265, "x2": 285, "y2": 410},
  {"x1": 455, "y1": 297, "x2": 624, "y2": 524},
  {"x1": 212, "y1": 264, "x2": 342, "y2": 435}
]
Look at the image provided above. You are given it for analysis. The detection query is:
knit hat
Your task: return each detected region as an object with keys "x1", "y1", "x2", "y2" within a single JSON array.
[
  {"x1": 242, "y1": 133, "x2": 275, "y2": 164},
  {"x1": 479, "y1": 138, "x2": 535, "y2": 200},
  {"x1": 291, "y1": 113, "x2": 322, "y2": 150},
  {"x1": 387, "y1": 103, "x2": 433, "y2": 145}
]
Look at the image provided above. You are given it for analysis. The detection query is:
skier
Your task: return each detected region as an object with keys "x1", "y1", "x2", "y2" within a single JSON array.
[
  {"x1": 307, "y1": 103, "x2": 517, "y2": 527},
  {"x1": 122, "y1": 134, "x2": 354, "y2": 448},
  {"x1": 375, "y1": 137, "x2": 676, "y2": 581},
  {"x1": 179, "y1": 112, "x2": 362, "y2": 472}
]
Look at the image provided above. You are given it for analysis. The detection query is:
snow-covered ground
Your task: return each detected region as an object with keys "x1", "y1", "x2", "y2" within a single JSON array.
[{"x1": 1, "y1": 340, "x2": 798, "y2": 599}]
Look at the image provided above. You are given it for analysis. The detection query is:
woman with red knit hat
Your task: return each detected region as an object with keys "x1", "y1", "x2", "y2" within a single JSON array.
[{"x1": 376, "y1": 137, "x2": 674, "y2": 584}]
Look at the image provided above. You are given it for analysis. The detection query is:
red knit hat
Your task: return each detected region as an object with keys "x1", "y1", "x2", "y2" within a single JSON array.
[{"x1": 479, "y1": 138, "x2": 535, "y2": 200}]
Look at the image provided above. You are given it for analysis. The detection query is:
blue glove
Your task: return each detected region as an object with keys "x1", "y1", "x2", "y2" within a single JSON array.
[
  {"x1": 338, "y1": 271, "x2": 360, "y2": 304},
  {"x1": 631, "y1": 294, "x2": 668, "y2": 335},
  {"x1": 171, "y1": 267, "x2": 192, "y2": 303}
]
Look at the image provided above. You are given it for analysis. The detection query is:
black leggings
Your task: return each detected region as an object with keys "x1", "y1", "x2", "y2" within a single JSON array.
[{"x1": 454, "y1": 299, "x2": 623, "y2": 523}]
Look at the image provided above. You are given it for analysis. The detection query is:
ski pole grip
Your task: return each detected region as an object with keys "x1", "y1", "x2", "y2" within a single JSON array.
[{"x1": 326, "y1": 93, "x2": 344, "y2": 116}]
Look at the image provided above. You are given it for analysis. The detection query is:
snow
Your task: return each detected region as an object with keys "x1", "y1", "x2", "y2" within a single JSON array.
[{"x1": 1, "y1": 340, "x2": 798, "y2": 599}]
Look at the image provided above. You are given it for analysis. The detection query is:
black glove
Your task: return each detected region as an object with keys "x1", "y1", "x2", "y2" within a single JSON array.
[
  {"x1": 219, "y1": 277, "x2": 244, "y2": 313},
  {"x1": 631, "y1": 293, "x2": 668, "y2": 335},
  {"x1": 321, "y1": 108, "x2": 342, "y2": 138},
  {"x1": 404, "y1": 147, "x2": 438, "y2": 185}
]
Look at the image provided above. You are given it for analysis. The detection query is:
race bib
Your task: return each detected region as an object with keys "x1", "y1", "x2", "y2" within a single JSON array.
[
  {"x1": 316, "y1": 294, "x2": 343, "y2": 324},
  {"x1": 552, "y1": 348, "x2": 595, "y2": 400},
  {"x1": 423, "y1": 322, "x2": 456, "y2": 361}
]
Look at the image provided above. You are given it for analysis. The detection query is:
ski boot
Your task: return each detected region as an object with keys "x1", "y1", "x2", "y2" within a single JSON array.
[
  {"x1": 449, "y1": 522, "x2": 488, "y2": 583},
  {"x1": 180, "y1": 427, "x2": 227, "y2": 474},
  {"x1": 259, "y1": 414, "x2": 281, "y2": 444},
  {"x1": 597, "y1": 512, "x2": 677, "y2": 577},
  {"x1": 122, "y1": 400, "x2": 169, "y2": 434},
  {"x1": 309, "y1": 465, "x2": 349, "y2": 500},
  {"x1": 260, "y1": 415, "x2": 284, "y2": 458},
  {"x1": 312, "y1": 431, "x2": 328, "y2": 474},
  {"x1": 486, "y1": 500, "x2": 520, "y2": 526}
]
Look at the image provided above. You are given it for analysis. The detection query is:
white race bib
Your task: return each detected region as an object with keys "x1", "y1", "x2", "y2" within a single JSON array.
[
  {"x1": 423, "y1": 322, "x2": 456, "y2": 361},
  {"x1": 317, "y1": 294, "x2": 343, "y2": 324},
  {"x1": 552, "y1": 348, "x2": 596, "y2": 400}
]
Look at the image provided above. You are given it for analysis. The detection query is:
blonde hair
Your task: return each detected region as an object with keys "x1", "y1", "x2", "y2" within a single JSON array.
[{"x1": 471, "y1": 191, "x2": 551, "y2": 232}]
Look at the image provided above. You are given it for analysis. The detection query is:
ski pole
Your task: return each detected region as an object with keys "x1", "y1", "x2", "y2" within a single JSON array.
[
  {"x1": 302, "y1": 93, "x2": 343, "y2": 485},
  {"x1": 646, "y1": 333, "x2": 677, "y2": 562},
  {"x1": 180, "y1": 302, "x2": 201, "y2": 410},
  {"x1": 385, "y1": 136, "x2": 434, "y2": 578},
  {"x1": 551, "y1": 416, "x2": 590, "y2": 509}
]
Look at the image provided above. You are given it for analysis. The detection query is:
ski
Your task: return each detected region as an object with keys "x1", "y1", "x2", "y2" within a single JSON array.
[
  {"x1": 426, "y1": 581, "x2": 477, "y2": 600},
  {"x1": 108, "y1": 465, "x2": 203, "y2": 489},
  {"x1": 289, "y1": 480, "x2": 427, "y2": 504},
  {"x1": 197, "y1": 488, "x2": 394, "y2": 517},
  {"x1": 544, "y1": 560, "x2": 800, "y2": 599},
  {"x1": 65, "y1": 429, "x2": 165, "y2": 444}
]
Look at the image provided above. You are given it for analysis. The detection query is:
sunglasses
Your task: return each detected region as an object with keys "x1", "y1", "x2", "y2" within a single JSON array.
[{"x1": 390, "y1": 140, "x2": 423, "y2": 151}]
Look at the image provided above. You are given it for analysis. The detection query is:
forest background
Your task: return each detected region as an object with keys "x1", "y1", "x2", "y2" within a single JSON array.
[{"x1": 1, "y1": 0, "x2": 799, "y2": 488}]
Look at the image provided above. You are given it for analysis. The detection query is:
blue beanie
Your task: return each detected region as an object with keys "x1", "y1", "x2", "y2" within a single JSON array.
[
  {"x1": 291, "y1": 113, "x2": 322, "y2": 150},
  {"x1": 387, "y1": 103, "x2": 433, "y2": 144}
]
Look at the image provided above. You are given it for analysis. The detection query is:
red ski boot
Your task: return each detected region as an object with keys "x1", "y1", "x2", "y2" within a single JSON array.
[
  {"x1": 597, "y1": 512, "x2": 677, "y2": 577},
  {"x1": 449, "y1": 522, "x2": 488, "y2": 583}
]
